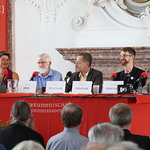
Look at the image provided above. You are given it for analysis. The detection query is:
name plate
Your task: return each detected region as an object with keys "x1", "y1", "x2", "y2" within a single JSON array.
[
  {"x1": 102, "y1": 81, "x2": 124, "y2": 94},
  {"x1": 46, "y1": 81, "x2": 65, "y2": 94},
  {"x1": 72, "y1": 81, "x2": 92, "y2": 94},
  {"x1": 17, "y1": 81, "x2": 37, "y2": 93}
]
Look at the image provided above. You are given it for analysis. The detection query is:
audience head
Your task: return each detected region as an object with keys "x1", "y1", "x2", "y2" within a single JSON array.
[
  {"x1": 75, "y1": 52, "x2": 92, "y2": 73},
  {"x1": 88, "y1": 122, "x2": 124, "y2": 146},
  {"x1": 109, "y1": 103, "x2": 133, "y2": 127},
  {"x1": 106, "y1": 141, "x2": 144, "y2": 150},
  {"x1": 61, "y1": 103, "x2": 83, "y2": 128},
  {"x1": 11, "y1": 100, "x2": 34, "y2": 129},
  {"x1": 12, "y1": 140, "x2": 44, "y2": 150},
  {"x1": 37, "y1": 53, "x2": 51, "y2": 74},
  {"x1": 0, "y1": 51, "x2": 10, "y2": 70},
  {"x1": 81, "y1": 141, "x2": 109, "y2": 150}
]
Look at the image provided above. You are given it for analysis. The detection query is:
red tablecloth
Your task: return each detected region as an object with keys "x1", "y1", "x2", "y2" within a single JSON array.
[{"x1": 0, "y1": 93, "x2": 150, "y2": 145}]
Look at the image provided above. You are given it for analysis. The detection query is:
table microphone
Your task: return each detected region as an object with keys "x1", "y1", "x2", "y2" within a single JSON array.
[
  {"x1": 111, "y1": 73, "x2": 117, "y2": 81},
  {"x1": 1, "y1": 70, "x2": 8, "y2": 84},
  {"x1": 64, "y1": 71, "x2": 72, "y2": 81},
  {"x1": 137, "y1": 72, "x2": 148, "y2": 94},
  {"x1": 30, "y1": 71, "x2": 38, "y2": 81}
]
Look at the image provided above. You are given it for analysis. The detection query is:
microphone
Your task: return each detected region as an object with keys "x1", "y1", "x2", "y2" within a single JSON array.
[
  {"x1": 111, "y1": 73, "x2": 117, "y2": 81},
  {"x1": 139, "y1": 72, "x2": 148, "y2": 79},
  {"x1": 30, "y1": 71, "x2": 38, "y2": 81},
  {"x1": 1, "y1": 70, "x2": 8, "y2": 84},
  {"x1": 64, "y1": 71, "x2": 72, "y2": 81},
  {"x1": 133, "y1": 72, "x2": 148, "y2": 85},
  {"x1": 137, "y1": 72, "x2": 148, "y2": 94}
]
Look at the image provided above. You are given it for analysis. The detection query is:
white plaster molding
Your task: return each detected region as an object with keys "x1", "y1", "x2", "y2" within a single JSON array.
[
  {"x1": 102, "y1": 0, "x2": 147, "y2": 28},
  {"x1": 115, "y1": 0, "x2": 127, "y2": 9},
  {"x1": 124, "y1": 0, "x2": 150, "y2": 17},
  {"x1": 86, "y1": 0, "x2": 127, "y2": 17},
  {"x1": 71, "y1": 16, "x2": 88, "y2": 32},
  {"x1": 86, "y1": 0, "x2": 106, "y2": 17},
  {"x1": 139, "y1": 6, "x2": 150, "y2": 38},
  {"x1": 24, "y1": 0, "x2": 66, "y2": 23}
]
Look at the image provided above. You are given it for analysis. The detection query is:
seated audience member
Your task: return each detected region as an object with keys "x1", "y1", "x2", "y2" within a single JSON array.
[
  {"x1": 113, "y1": 47, "x2": 147, "y2": 92},
  {"x1": 0, "y1": 51, "x2": 19, "y2": 84},
  {"x1": 33, "y1": 53, "x2": 62, "y2": 92},
  {"x1": 65, "y1": 52, "x2": 103, "y2": 93},
  {"x1": 0, "y1": 100, "x2": 45, "y2": 150},
  {"x1": 107, "y1": 141, "x2": 144, "y2": 150},
  {"x1": 12, "y1": 140, "x2": 45, "y2": 150},
  {"x1": 81, "y1": 141, "x2": 108, "y2": 150},
  {"x1": 109, "y1": 103, "x2": 150, "y2": 150},
  {"x1": 142, "y1": 79, "x2": 150, "y2": 93},
  {"x1": 46, "y1": 103, "x2": 88, "y2": 150},
  {"x1": 88, "y1": 122, "x2": 124, "y2": 146}
]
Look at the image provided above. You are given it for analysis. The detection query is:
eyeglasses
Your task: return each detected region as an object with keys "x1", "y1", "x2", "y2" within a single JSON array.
[
  {"x1": 119, "y1": 54, "x2": 132, "y2": 58},
  {"x1": 37, "y1": 61, "x2": 48, "y2": 65}
]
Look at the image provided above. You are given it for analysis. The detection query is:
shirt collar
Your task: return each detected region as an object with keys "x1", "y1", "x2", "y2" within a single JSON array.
[
  {"x1": 79, "y1": 69, "x2": 90, "y2": 78},
  {"x1": 64, "y1": 128, "x2": 79, "y2": 134}
]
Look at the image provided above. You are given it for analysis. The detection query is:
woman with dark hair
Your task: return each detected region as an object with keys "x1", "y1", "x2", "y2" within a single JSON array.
[{"x1": 0, "y1": 51, "x2": 19, "y2": 84}]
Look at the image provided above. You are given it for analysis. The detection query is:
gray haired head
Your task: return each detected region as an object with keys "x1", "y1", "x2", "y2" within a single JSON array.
[{"x1": 88, "y1": 122, "x2": 124, "y2": 146}]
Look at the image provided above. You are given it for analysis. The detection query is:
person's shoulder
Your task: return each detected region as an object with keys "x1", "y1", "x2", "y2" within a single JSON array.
[
  {"x1": 70, "y1": 72, "x2": 79, "y2": 78},
  {"x1": 90, "y1": 68, "x2": 102, "y2": 74},
  {"x1": 47, "y1": 132, "x2": 63, "y2": 143},
  {"x1": 133, "y1": 66, "x2": 145, "y2": 73},
  {"x1": 116, "y1": 70, "x2": 124, "y2": 75},
  {"x1": 79, "y1": 134, "x2": 89, "y2": 141},
  {"x1": 125, "y1": 130, "x2": 150, "y2": 140},
  {"x1": 12, "y1": 72, "x2": 19, "y2": 81},
  {"x1": 51, "y1": 69, "x2": 62, "y2": 75}
]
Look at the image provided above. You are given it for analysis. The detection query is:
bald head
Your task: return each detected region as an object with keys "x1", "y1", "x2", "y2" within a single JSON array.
[{"x1": 61, "y1": 103, "x2": 83, "y2": 128}]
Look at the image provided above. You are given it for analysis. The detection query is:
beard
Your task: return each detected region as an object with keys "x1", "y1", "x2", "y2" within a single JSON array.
[
  {"x1": 39, "y1": 66, "x2": 48, "y2": 74},
  {"x1": 121, "y1": 59, "x2": 128, "y2": 66}
]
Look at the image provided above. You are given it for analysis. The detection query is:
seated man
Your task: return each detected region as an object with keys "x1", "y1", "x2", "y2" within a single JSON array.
[
  {"x1": 65, "y1": 52, "x2": 103, "y2": 93},
  {"x1": 113, "y1": 47, "x2": 147, "y2": 92},
  {"x1": 46, "y1": 103, "x2": 88, "y2": 150},
  {"x1": 88, "y1": 122, "x2": 124, "y2": 146},
  {"x1": 109, "y1": 103, "x2": 150, "y2": 150},
  {"x1": 33, "y1": 53, "x2": 62, "y2": 92},
  {"x1": 0, "y1": 100, "x2": 45, "y2": 150}
]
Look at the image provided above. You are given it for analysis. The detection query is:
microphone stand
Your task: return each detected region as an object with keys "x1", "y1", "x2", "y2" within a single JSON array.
[{"x1": 137, "y1": 78, "x2": 142, "y2": 94}]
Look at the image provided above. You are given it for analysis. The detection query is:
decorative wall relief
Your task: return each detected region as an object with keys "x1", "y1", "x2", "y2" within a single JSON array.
[
  {"x1": 71, "y1": 16, "x2": 88, "y2": 32},
  {"x1": 25, "y1": 0, "x2": 66, "y2": 23},
  {"x1": 124, "y1": 0, "x2": 150, "y2": 17},
  {"x1": 139, "y1": 6, "x2": 150, "y2": 38}
]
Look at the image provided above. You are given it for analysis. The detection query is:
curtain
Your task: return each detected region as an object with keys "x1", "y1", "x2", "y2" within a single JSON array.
[{"x1": 0, "y1": 0, "x2": 7, "y2": 52}]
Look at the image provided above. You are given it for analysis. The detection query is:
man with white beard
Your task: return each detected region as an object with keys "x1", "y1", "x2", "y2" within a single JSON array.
[
  {"x1": 113, "y1": 47, "x2": 147, "y2": 92},
  {"x1": 33, "y1": 53, "x2": 62, "y2": 92}
]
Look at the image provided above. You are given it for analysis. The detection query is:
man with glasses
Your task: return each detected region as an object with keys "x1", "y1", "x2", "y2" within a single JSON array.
[
  {"x1": 113, "y1": 47, "x2": 147, "y2": 91},
  {"x1": 33, "y1": 53, "x2": 62, "y2": 92},
  {"x1": 65, "y1": 52, "x2": 103, "y2": 93}
]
